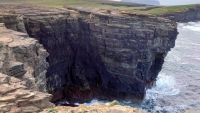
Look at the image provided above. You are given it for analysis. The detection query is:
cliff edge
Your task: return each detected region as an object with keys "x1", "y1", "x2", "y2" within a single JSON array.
[
  {"x1": 161, "y1": 5, "x2": 200, "y2": 22},
  {"x1": 0, "y1": 4, "x2": 178, "y2": 104},
  {"x1": 0, "y1": 23, "x2": 54, "y2": 113},
  {"x1": 0, "y1": 22, "x2": 49, "y2": 92}
]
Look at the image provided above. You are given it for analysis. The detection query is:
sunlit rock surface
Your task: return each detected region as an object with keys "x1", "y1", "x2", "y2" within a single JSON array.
[
  {"x1": 0, "y1": 23, "x2": 53, "y2": 113},
  {"x1": 0, "y1": 23, "x2": 48, "y2": 92},
  {"x1": 0, "y1": 72, "x2": 54, "y2": 113},
  {"x1": 41, "y1": 100, "x2": 146, "y2": 113}
]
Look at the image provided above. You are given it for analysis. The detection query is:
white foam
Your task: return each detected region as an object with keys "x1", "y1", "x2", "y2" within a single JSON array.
[
  {"x1": 83, "y1": 99, "x2": 105, "y2": 106},
  {"x1": 183, "y1": 26, "x2": 200, "y2": 32},
  {"x1": 146, "y1": 73, "x2": 180, "y2": 100},
  {"x1": 181, "y1": 22, "x2": 200, "y2": 32}
]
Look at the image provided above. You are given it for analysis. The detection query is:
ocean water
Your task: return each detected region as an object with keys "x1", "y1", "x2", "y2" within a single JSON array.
[
  {"x1": 83, "y1": 22, "x2": 200, "y2": 112},
  {"x1": 130, "y1": 21, "x2": 200, "y2": 112}
]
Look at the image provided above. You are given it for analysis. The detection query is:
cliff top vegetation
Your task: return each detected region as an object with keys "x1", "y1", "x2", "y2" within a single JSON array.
[
  {"x1": 0, "y1": 0, "x2": 199, "y2": 15},
  {"x1": 141, "y1": 4, "x2": 200, "y2": 15}
]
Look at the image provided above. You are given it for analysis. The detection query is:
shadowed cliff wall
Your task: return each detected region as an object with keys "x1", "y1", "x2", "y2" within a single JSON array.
[
  {"x1": 0, "y1": 5, "x2": 178, "y2": 103},
  {"x1": 160, "y1": 5, "x2": 200, "y2": 22}
]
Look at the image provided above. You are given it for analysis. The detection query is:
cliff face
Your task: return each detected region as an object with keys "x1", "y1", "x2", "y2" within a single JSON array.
[
  {"x1": 161, "y1": 5, "x2": 200, "y2": 22},
  {"x1": 0, "y1": 72, "x2": 54, "y2": 113},
  {"x1": 0, "y1": 24, "x2": 54, "y2": 113},
  {"x1": 0, "y1": 5, "x2": 178, "y2": 104},
  {"x1": 0, "y1": 22, "x2": 49, "y2": 92}
]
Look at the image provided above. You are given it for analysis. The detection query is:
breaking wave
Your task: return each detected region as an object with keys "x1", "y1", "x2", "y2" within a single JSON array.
[
  {"x1": 179, "y1": 21, "x2": 200, "y2": 32},
  {"x1": 146, "y1": 73, "x2": 180, "y2": 100}
]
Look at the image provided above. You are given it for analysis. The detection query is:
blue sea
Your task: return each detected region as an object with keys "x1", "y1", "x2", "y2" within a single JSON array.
[{"x1": 76, "y1": 22, "x2": 200, "y2": 113}]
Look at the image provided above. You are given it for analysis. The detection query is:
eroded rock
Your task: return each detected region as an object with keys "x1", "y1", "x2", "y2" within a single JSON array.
[
  {"x1": 0, "y1": 25, "x2": 53, "y2": 113},
  {"x1": 0, "y1": 4, "x2": 178, "y2": 104},
  {"x1": 0, "y1": 73, "x2": 54, "y2": 113},
  {"x1": 0, "y1": 23, "x2": 49, "y2": 92}
]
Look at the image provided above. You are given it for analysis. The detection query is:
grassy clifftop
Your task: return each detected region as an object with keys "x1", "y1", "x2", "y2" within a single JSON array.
[
  {"x1": 0, "y1": 0, "x2": 199, "y2": 15},
  {"x1": 0, "y1": 0, "x2": 148, "y2": 8},
  {"x1": 142, "y1": 4, "x2": 200, "y2": 15}
]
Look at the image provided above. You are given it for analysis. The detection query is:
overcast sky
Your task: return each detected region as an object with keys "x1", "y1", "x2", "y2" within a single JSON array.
[
  {"x1": 111, "y1": 0, "x2": 200, "y2": 5},
  {"x1": 159, "y1": 0, "x2": 200, "y2": 5}
]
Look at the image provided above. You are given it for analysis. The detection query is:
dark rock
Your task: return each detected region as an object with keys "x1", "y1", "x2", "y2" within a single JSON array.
[
  {"x1": 6, "y1": 61, "x2": 26, "y2": 77},
  {"x1": 0, "y1": 5, "x2": 178, "y2": 104},
  {"x1": 160, "y1": 5, "x2": 200, "y2": 22}
]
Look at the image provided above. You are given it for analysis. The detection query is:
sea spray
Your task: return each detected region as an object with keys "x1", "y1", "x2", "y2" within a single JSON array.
[
  {"x1": 146, "y1": 73, "x2": 180, "y2": 97},
  {"x1": 179, "y1": 21, "x2": 200, "y2": 33}
]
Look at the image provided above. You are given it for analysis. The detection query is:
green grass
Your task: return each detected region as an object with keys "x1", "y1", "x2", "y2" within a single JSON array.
[
  {"x1": 142, "y1": 4, "x2": 199, "y2": 15},
  {"x1": 108, "y1": 100, "x2": 119, "y2": 107},
  {"x1": 47, "y1": 108, "x2": 57, "y2": 113},
  {"x1": 0, "y1": 0, "x2": 147, "y2": 9},
  {"x1": 0, "y1": 0, "x2": 199, "y2": 15}
]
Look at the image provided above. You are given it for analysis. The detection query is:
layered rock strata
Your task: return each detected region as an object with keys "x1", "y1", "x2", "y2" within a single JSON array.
[
  {"x1": 0, "y1": 23, "x2": 54, "y2": 113},
  {"x1": 161, "y1": 5, "x2": 200, "y2": 22},
  {"x1": 0, "y1": 4, "x2": 178, "y2": 104},
  {"x1": 0, "y1": 22, "x2": 49, "y2": 92},
  {"x1": 0, "y1": 73, "x2": 54, "y2": 113}
]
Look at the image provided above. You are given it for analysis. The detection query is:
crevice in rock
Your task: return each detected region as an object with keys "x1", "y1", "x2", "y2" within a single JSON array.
[
  {"x1": 146, "y1": 53, "x2": 165, "y2": 88},
  {"x1": 0, "y1": 5, "x2": 178, "y2": 105}
]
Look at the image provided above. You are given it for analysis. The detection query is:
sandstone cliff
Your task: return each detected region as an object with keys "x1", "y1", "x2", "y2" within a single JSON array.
[
  {"x1": 0, "y1": 22, "x2": 49, "y2": 92},
  {"x1": 0, "y1": 4, "x2": 178, "y2": 104},
  {"x1": 0, "y1": 73, "x2": 54, "y2": 113},
  {"x1": 0, "y1": 24, "x2": 54, "y2": 113}
]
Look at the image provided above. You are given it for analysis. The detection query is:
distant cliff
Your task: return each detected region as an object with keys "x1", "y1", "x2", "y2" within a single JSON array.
[
  {"x1": 0, "y1": 4, "x2": 177, "y2": 104},
  {"x1": 122, "y1": 0, "x2": 160, "y2": 5},
  {"x1": 160, "y1": 5, "x2": 200, "y2": 22}
]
